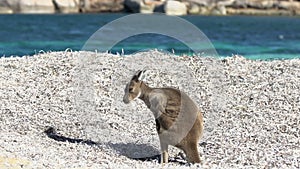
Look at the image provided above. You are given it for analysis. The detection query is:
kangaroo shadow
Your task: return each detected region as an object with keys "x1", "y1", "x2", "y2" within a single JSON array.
[
  {"x1": 108, "y1": 142, "x2": 188, "y2": 164},
  {"x1": 44, "y1": 127, "x2": 98, "y2": 145},
  {"x1": 107, "y1": 142, "x2": 161, "y2": 161},
  {"x1": 44, "y1": 127, "x2": 161, "y2": 162}
]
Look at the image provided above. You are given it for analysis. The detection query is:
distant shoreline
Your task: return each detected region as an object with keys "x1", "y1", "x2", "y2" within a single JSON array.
[
  {"x1": 1, "y1": 12, "x2": 300, "y2": 17},
  {"x1": 1, "y1": 0, "x2": 300, "y2": 16},
  {"x1": 1, "y1": 11, "x2": 299, "y2": 17}
]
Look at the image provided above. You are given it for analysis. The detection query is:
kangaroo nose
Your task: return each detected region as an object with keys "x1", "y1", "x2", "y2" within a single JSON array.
[{"x1": 123, "y1": 96, "x2": 129, "y2": 104}]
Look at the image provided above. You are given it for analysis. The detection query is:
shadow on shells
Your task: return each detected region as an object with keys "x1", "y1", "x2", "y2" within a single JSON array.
[
  {"x1": 44, "y1": 126, "x2": 160, "y2": 161},
  {"x1": 44, "y1": 127, "x2": 98, "y2": 145},
  {"x1": 107, "y1": 142, "x2": 160, "y2": 160},
  {"x1": 44, "y1": 126, "x2": 191, "y2": 164}
]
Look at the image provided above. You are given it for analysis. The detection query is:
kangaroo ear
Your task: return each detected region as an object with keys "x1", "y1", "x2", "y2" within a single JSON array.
[
  {"x1": 137, "y1": 70, "x2": 147, "y2": 81},
  {"x1": 132, "y1": 70, "x2": 146, "y2": 82}
]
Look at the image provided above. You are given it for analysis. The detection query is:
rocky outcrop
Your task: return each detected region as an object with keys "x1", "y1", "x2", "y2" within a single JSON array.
[
  {"x1": 278, "y1": 0, "x2": 300, "y2": 15},
  {"x1": 0, "y1": 1, "x2": 13, "y2": 13},
  {"x1": 0, "y1": 0, "x2": 300, "y2": 15},
  {"x1": 183, "y1": 0, "x2": 300, "y2": 15},
  {"x1": 83, "y1": 0, "x2": 124, "y2": 12},
  {"x1": 53, "y1": 0, "x2": 80, "y2": 13},
  {"x1": 0, "y1": 0, "x2": 56, "y2": 13},
  {"x1": 164, "y1": 0, "x2": 187, "y2": 15},
  {"x1": 228, "y1": 0, "x2": 300, "y2": 15},
  {"x1": 0, "y1": 0, "x2": 124, "y2": 13},
  {"x1": 18, "y1": 0, "x2": 55, "y2": 13},
  {"x1": 124, "y1": 0, "x2": 164, "y2": 13},
  {"x1": 124, "y1": 0, "x2": 140, "y2": 13}
]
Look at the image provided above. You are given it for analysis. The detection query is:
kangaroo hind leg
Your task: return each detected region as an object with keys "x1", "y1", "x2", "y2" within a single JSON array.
[{"x1": 182, "y1": 142, "x2": 201, "y2": 163}]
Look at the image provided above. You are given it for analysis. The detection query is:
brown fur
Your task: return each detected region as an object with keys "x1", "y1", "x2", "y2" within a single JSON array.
[{"x1": 123, "y1": 71, "x2": 204, "y2": 163}]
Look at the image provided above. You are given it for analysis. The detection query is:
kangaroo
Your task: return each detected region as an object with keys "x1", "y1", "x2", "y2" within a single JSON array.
[{"x1": 123, "y1": 70, "x2": 204, "y2": 164}]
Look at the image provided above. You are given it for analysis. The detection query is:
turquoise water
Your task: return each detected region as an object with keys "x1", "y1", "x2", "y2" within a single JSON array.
[{"x1": 0, "y1": 14, "x2": 299, "y2": 60}]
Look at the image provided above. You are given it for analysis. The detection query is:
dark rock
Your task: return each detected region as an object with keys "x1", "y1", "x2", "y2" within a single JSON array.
[
  {"x1": 124, "y1": 0, "x2": 141, "y2": 13},
  {"x1": 84, "y1": 0, "x2": 124, "y2": 12},
  {"x1": 124, "y1": 0, "x2": 164, "y2": 13}
]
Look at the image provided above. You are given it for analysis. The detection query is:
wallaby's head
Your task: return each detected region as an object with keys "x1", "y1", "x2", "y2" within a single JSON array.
[{"x1": 123, "y1": 70, "x2": 146, "y2": 104}]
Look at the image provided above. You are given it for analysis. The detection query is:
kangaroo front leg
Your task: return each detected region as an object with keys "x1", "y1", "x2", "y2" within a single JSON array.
[
  {"x1": 160, "y1": 143, "x2": 169, "y2": 164},
  {"x1": 162, "y1": 150, "x2": 168, "y2": 164}
]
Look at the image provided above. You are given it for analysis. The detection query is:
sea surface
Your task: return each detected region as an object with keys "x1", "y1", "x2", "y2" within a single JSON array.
[{"x1": 0, "y1": 14, "x2": 299, "y2": 60}]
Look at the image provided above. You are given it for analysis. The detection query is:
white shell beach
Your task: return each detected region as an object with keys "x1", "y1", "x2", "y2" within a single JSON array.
[{"x1": 0, "y1": 50, "x2": 299, "y2": 168}]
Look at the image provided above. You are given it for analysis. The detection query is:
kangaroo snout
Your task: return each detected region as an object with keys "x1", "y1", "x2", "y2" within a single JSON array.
[{"x1": 123, "y1": 95, "x2": 130, "y2": 104}]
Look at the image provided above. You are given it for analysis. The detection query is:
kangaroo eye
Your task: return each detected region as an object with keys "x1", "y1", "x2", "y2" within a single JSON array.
[{"x1": 129, "y1": 88, "x2": 134, "y2": 93}]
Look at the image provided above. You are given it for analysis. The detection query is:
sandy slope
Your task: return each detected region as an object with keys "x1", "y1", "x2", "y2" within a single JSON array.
[{"x1": 0, "y1": 51, "x2": 299, "y2": 168}]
